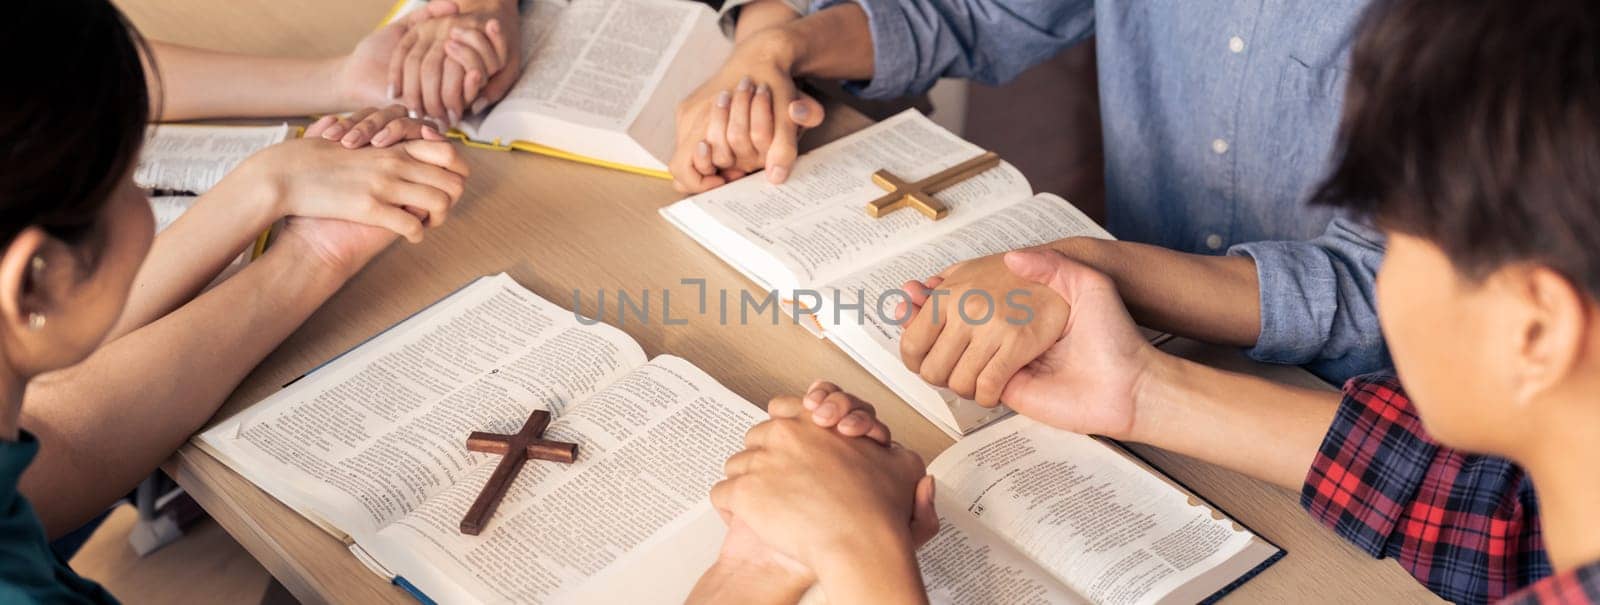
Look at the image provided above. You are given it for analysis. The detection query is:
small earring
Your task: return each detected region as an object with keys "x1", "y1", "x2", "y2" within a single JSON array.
[
  {"x1": 27, "y1": 313, "x2": 45, "y2": 331},
  {"x1": 30, "y1": 256, "x2": 45, "y2": 275}
]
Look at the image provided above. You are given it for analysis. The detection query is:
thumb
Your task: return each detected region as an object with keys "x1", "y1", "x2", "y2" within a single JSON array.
[
  {"x1": 787, "y1": 94, "x2": 826, "y2": 128},
  {"x1": 1003, "y1": 249, "x2": 1087, "y2": 301},
  {"x1": 909, "y1": 475, "x2": 940, "y2": 547},
  {"x1": 479, "y1": 62, "x2": 521, "y2": 105}
]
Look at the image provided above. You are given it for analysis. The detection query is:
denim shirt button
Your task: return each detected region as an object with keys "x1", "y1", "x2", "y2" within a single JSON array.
[
  {"x1": 1211, "y1": 138, "x2": 1230, "y2": 154},
  {"x1": 1228, "y1": 36, "x2": 1245, "y2": 53},
  {"x1": 1205, "y1": 234, "x2": 1225, "y2": 250}
]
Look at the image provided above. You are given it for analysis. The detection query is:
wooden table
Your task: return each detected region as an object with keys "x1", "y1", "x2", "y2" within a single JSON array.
[{"x1": 119, "y1": 1, "x2": 1442, "y2": 603}]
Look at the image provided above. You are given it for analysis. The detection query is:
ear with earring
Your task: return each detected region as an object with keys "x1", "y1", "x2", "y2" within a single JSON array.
[{"x1": 26, "y1": 256, "x2": 44, "y2": 331}]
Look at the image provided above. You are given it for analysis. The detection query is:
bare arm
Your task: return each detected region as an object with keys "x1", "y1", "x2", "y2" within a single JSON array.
[
  {"x1": 1050, "y1": 236, "x2": 1263, "y2": 347},
  {"x1": 1133, "y1": 355, "x2": 1339, "y2": 489},
  {"x1": 146, "y1": 41, "x2": 350, "y2": 121},
  {"x1": 18, "y1": 227, "x2": 378, "y2": 538}
]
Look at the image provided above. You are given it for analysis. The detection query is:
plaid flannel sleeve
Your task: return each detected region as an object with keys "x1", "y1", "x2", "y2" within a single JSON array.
[{"x1": 1302, "y1": 373, "x2": 1552, "y2": 604}]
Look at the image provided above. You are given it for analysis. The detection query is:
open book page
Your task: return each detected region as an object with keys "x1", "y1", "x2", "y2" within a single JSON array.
[
  {"x1": 927, "y1": 415, "x2": 1258, "y2": 605},
  {"x1": 440, "y1": 0, "x2": 718, "y2": 170},
  {"x1": 363, "y1": 356, "x2": 765, "y2": 604},
  {"x1": 199, "y1": 273, "x2": 647, "y2": 540},
  {"x1": 662, "y1": 110, "x2": 1034, "y2": 291},
  {"x1": 134, "y1": 124, "x2": 289, "y2": 194},
  {"x1": 920, "y1": 507, "x2": 1089, "y2": 604}
]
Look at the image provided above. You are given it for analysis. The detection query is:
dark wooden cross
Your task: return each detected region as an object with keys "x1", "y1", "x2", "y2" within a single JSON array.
[
  {"x1": 864, "y1": 151, "x2": 1003, "y2": 221},
  {"x1": 459, "y1": 409, "x2": 578, "y2": 535}
]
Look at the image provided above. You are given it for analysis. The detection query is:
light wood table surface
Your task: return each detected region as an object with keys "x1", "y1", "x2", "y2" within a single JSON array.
[{"x1": 116, "y1": 0, "x2": 1442, "y2": 603}]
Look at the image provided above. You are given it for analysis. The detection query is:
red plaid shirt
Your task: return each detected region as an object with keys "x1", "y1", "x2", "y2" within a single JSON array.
[{"x1": 1301, "y1": 373, "x2": 1598, "y2": 604}]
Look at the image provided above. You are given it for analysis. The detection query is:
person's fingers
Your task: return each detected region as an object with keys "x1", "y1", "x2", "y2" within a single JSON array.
[
  {"x1": 723, "y1": 449, "x2": 759, "y2": 478},
  {"x1": 975, "y1": 341, "x2": 1030, "y2": 408},
  {"x1": 394, "y1": 158, "x2": 468, "y2": 207},
  {"x1": 765, "y1": 84, "x2": 801, "y2": 184},
  {"x1": 909, "y1": 475, "x2": 939, "y2": 546},
  {"x1": 388, "y1": 30, "x2": 417, "y2": 102},
  {"x1": 924, "y1": 276, "x2": 946, "y2": 290},
  {"x1": 789, "y1": 93, "x2": 826, "y2": 128},
  {"x1": 420, "y1": 46, "x2": 449, "y2": 124},
  {"x1": 810, "y1": 391, "x2": 859, "y2": 428},
  {"x1": 766, "y1": 395, "x2": 805, "y2": 419},
  {"x1": 378, "y1": 180, "x2": 453, "y2": 228},
  {"x1": 899, "y1": 300, "x2": 947, "y2": 373},
  {"x1": 742, "y1": 418, "x2": 777, "y2": 449},
  {"x1": 903, "y1": 279, "x2": 932, "y2": 306},
  {"x1": 444, "y1": 39, "x2": 489, "y2": 104},
  {"x1": 709, "y1": 477, "x2": 739, "y2": 515},
  {"x1": 834, "y1": 407, "x2": 881, "y2": 439},
  {"x1": 749, "y1": 83, "x2": 775, "y2": 157},
  {"x1": 400, "y1": 140, "x2": 470, "y2": 176},
  {"x1": 370, "y1": 114, "x2": 446, "y2": 147},
  {"x1": 803, "y1": 380, "x2": 841, "y2": 410},
  {"x1": 321, "y1": 107, "x2": 376, "y2": 142},
  {"x1": 449, "y1": 26, "x2": 504, "y2": 74},
  {"x1": 691, "y1": 141, "x2": 716, "y2": 176},
  {"x1": 484, "y1": 18, "x2": 509, "y2": 66},
  {"x1": 946, "y1": 337, "x2": 1000, "y2": 401},
  {"x1": 305, "y1": 115, "x2": 339, "y2": 140},
  {"x1": 726, "y1": 77, "x2": 757, "y2": 169},
  {"x1": 367, "y1": 200, "x2": 428, "y2": 243},
  {"x1": 720, "y1": 168, "x2": 747, "y2": 182},
  {"x1": 1004, "y1": 249, "x2": 1097, "y2": 300},
  {"x1": 402, "y1": 36, "x2": 427, "y2": 115},
  {"x1": 441, "y1": 59, "x2": 467, "y2": 127},
  {"x1": 705, "y1": 90, "x2": 734, "y2": 169},
  {"x1": 342, "y1": 105, "x2": 411, "y2": 148},
  {"x1": 916, "y1": 323, "x2": 971, "y2": 388}
]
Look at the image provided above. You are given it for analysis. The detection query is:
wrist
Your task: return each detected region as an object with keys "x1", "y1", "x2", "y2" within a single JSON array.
[
  {"x1": 703, "y1": 556, "x2": 814, "y2": 602},
  {"x1": 745, "y1": 25, "x2": 803, "y2": 75},
  {"x1": 814, "y1": 524, "x2": 925, "y2": 602},
  {"x1": 210, "y1": 156, "x2": 287, "y2": 232},
  {"x1": 1127, "y1": 350, "x2": 1192, "y2": 447}
]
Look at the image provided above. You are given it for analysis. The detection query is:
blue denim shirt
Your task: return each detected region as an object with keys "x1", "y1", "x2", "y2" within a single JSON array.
[{"x1": 810, "y1": 0, "x2": 1390, "y2": 381}]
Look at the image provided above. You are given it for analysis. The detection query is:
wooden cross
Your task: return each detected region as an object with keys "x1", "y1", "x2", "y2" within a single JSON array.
[
  {"x1": 865, "y1": 151, "x2": 1003, "y2": 221},
  {"x1": 459, "y1": 409, "x2": 577, "y2": 535}
]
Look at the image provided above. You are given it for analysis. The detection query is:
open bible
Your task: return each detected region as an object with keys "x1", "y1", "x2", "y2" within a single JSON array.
[
  {"x1": 385, "y1": 0, "x2": 731, "y2": 178},
  {"x1": 917, "y1": 415, "x2": 1283, "y2": 604},
  {"x1": 664, "y1": 109, "x2": 1117, "y2": 437},
  {"x1": 198, "y1": 273, "x2": 767, "y2": 603}
]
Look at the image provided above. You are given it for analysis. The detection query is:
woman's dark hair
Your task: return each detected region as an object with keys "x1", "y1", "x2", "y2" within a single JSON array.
[
  {"x1": 0, "y1": 0, "x2": 153, "y2": 247},
  {"x1": 1314, "y1": 0, "x2": 1600, "y2": 296}
]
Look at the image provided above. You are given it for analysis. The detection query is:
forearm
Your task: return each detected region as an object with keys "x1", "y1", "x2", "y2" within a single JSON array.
[
  {"x1": 759, "y1": 5, "x2": 876, "y2": 81},
  {"x1": 1051, "y1": 237, "x2": 1262, "y2": 347},
  {"x1": 19, "y1": 244, "x2": 355, "y2": 537},
  {"x1": 110, "y1": 177, "x2": 279, "y2": 338},
  {"x1": 1131, "y1": 353, "x2": 1339, "y2": 490},
  {"x1": 147, "y1": 42, "x2": 345, "y2": 121}
]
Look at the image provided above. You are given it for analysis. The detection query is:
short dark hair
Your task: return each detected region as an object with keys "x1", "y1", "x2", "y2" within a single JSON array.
[
  {"x1": 1315, "y1": 0, "x2": 1600, "y2": 296},
  {"x1": 0, "y1": 0, "x2": 153, "y2": 248}
]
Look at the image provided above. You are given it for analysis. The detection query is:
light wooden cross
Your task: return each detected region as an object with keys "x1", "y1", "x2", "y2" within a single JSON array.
[
  {"x1": 459, "y1": 409, "x2": 578, "y2": 535},
  {"x1": 865, "y1": 151, "x2": 1003, "y2": 221}
]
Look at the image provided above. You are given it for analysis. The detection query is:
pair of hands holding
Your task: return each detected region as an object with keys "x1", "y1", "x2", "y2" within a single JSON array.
[
  {"x1": 670, "y1": 29, "x2": 824, "y2": 194},
  {"x1": 898, "y1": 249, "x2": 1161, "y2": 443},
  {"x1": 337, "y1": 0, "x2": 522, "y2": 131},
  {"x1": 221, "y1": 105, "x2": 469, "y2": 276},
  {"x1": 703, "y1": 381, "x2": 937, "y2": 602}
]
